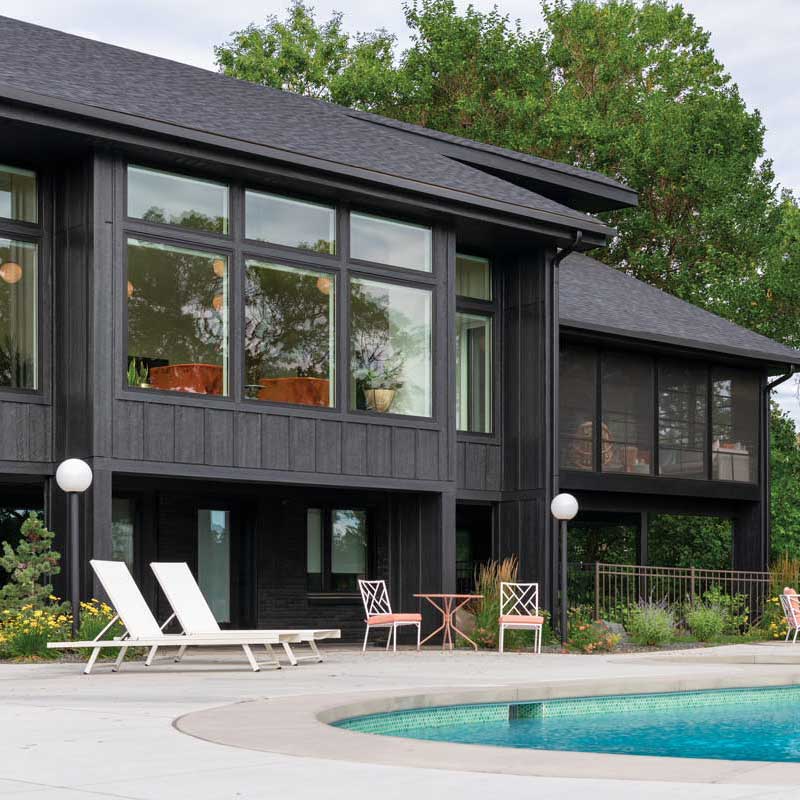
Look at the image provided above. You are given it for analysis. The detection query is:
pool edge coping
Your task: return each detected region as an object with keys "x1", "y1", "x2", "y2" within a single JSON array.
[{"x1": 175, "y1": 670, "x2": 800, "y2": 785}]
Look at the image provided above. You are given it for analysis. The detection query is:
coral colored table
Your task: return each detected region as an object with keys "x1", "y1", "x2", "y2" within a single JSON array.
[{"x1": 414, "y1": 593, "x2": 482, "y2": 651}]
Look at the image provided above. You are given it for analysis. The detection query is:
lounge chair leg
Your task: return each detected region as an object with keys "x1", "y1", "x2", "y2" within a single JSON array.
[
  {"x1": 175, "y1": 644, "x2": 188, "y2": 663},
  {"x1": 145, "y1": 645, "x2": 159, "y2": 666},
  {"x1": 263, "y1": 644, "x2": 282, "y2": 669},
  {"x1": 308, "y1": 640, "x2": 323, "y2": 662},
  {"x1": 362, "y1": 626, "x2": 370, "y2": 654},
  {"x1": 112, "y1": 646, "x2": 128, "y2": 672},
  {"x1": 281, "y1": 641, "x2": 298, "y2": 666},
  {"x1": 242, "y1": 644, "x2": 260, "y2": 672},
  {"x1": 84, "y1": 647, "x2": 101, "y2": 675},
  {"x1": 499, "y1": 626, "x2": 505, "y2": 654}
]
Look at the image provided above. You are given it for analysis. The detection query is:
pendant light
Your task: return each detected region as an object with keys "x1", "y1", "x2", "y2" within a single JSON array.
[{"x1": 0, "y1": 262, "x2": 23, "y2": 284}]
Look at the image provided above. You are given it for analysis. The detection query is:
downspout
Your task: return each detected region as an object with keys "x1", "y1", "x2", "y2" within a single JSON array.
[
  {"x1": 762, "y1": 366, "x2": 796, "y2": 569},
  {"x1": 550, "y1": 230, "x2": 583, "y2": 623}
]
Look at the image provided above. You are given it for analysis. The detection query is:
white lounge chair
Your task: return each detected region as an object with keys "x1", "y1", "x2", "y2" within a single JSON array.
[
  {"x1": 498, "y1": 581, "x2": 544, "y2": 654},
  {"x1": 47, "y1": 560, "x2": 306, "y2": 673},
  {"x1": 781, "y1": 587, "x2": 800, "y2": 643},
  {"x1": 151, "y1": 561, "x2": 339, "y2": 666},
  {"x1": 358, "y1": 578, "x2": 421, "y2": 653}
]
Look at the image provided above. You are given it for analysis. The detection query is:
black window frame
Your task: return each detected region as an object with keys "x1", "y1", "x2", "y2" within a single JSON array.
[{"x1": 306, "y1": 505, "x2": 370, "y2": 597}]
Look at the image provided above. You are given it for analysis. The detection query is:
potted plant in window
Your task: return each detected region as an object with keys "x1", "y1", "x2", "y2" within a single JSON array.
[
  {"x1": 127, "y1": 358, "x2": 150, "y2": 389},
  {"x1": 354, "y1": 356, "x2": 404, "y2": 413}
]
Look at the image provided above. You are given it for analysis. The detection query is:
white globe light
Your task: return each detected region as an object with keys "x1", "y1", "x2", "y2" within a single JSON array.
[
  {"x1": 56, "y1": 458, "x2": 93, "y2": 493},
  {"x1": 551, "y1": 493, "x2": 578, "y2": 521}
]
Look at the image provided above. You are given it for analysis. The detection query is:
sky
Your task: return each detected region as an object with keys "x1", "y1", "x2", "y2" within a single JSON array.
[{"x1": 2, "y1": 0, "x2": 799, "y2": 417}]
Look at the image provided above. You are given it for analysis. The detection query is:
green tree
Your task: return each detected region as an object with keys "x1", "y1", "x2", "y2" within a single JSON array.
[
  {"x1": 0, "y1": 512, "x2": 62, "y2": 610},
  {"x1": 769, "y1": 402, "x2": 800, "y2": 559}
]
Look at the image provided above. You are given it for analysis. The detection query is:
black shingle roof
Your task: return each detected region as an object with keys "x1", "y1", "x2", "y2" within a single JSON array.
[
  {"x1": 0, "y1": 16, "x2": 615, "y2": 237},
  {"x1": 560, "y1": 253, "x2": 800, "y2": 367}
]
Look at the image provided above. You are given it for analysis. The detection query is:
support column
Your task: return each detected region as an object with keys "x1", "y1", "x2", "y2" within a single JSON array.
[{"x1": 638, "y1": 511, "x2": 649, "y2": 566}]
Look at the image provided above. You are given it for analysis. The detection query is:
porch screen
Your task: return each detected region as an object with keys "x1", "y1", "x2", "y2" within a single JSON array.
[
  {"x1": 559, "y1": 346, "x2": 596, "y2": 470},
  {"x1": 658, "y1": 362, "x2": 707, "y2": 479},
  {"x1": 711, "y1": 368, "x2": 759, "y2": 482},
  {"x1": 601, "y1": 352, "x2": 653, "y2": 474}
]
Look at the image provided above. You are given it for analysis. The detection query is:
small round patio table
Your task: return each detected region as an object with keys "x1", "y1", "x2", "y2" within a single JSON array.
[{"x1": 414, "y1": 593, "x2": 482, "y2": 651}]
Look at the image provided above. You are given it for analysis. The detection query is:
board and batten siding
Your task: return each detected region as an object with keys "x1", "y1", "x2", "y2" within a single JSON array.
[{"x1": 111, "y1": 400, "x2": 446, "y2": 484}]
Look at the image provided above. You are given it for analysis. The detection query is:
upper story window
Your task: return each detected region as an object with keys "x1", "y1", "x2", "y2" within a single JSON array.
[
  {"x1": 559, "y1": 345, "x2": 597, "y2": 470},
  {"x1": 127, "y1": 165, "x2": 229, "y2": 235},
  {"x1": 126, "y1": 238, "x2": 228, "y2": 395},
  {"x1": 601, "y1": 353, "x2": 653, "y2": 474},
  {"x1": 456, "y1": 254, "x2": 491, "y2": 300},
  {"x1": 455, "y1": 252, "x2": 493, "y2": 434},
  {"x1": 350, "y1": 212, "x2": 432, "y2": 272},
  {"x1": 712, "y1": 368, "x2": 759, "y2": 482},
  {"x1": 659, "y1": 362, "x2": 707, "y2": 479},
  {"x1": 0, "y1": 237, "x2": 37, "y2": 389},
  {"x1": 0, "y1": 165, "x2": 37, "y2": 223},
  {"x1": 244, "y1": 260, "x2": 335, "y2": 407},
  {"x1": 245, "y1": 190, "x2": 336, "y2": 254},
  {"x1": 350, "y1": 277, "x2": 432, "y2": 417}
]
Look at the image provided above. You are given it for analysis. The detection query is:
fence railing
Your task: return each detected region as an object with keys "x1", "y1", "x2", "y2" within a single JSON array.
[{"x1": 584, "y1": 562, "x2": 772, "y2": 623}]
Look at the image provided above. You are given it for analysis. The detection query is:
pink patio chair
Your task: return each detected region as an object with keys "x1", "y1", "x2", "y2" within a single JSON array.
[
  {"x1": 499, "y1": 581, "x2": 544, "y2": 654},
  {"x1": 781, "y1": 587, "x2": 800, "y2": 643},
  {"x1": 358, "y1": 579, "x2": 421, "y2": 653}
]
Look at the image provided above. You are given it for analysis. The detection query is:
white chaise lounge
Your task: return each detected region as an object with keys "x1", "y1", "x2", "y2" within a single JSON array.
[
  {"x1": 150, "y1": 561, "x2": 339, "y2": 666},
  {"x1": 47, "y1": 560, "x2": 319, "y2": 673}
]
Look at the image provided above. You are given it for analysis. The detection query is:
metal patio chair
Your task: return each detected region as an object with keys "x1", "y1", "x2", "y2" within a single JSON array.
[
  {"x1": 499, "y1": 581, "x2": 544, "y2": 654},
  {"x1": 358, "y1": 579, "x2": 421, "y2": 653},
  {"x1": 781, "y1": 588, "x2": 800, "y2": 643}
]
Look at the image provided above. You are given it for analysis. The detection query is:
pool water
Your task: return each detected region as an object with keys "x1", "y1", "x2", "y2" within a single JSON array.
[{"x1": 336, "y1": 686, "x2": 800, "y2": 762}]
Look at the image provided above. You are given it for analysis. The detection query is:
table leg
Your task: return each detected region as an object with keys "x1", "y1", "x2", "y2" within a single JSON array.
[
  {"x1": 419, "y1": 597, "x2": 446, "y2": 647},
  {"x1": 450, "y1": 597, "x2": 479, "y2": 651}
]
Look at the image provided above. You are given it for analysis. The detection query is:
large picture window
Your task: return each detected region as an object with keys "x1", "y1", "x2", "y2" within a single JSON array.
[
  {"x1": 127, "y1": 166, "x2": 229, "y2": 235},
  {"x1": 601, "y1": 352, "x2": 653, "y2": 474},
  {"x1": 244, "y1": 260, "x2": 335, "y2": 407},
  {"x1": 350, "y1": 277, "x2": 432, "y2": 417},
  {"x1": 0, "y1": 238, "x2": 37, "y2": 389},
  {"x1": 559, "y1": 346, "x2": 597, "y2": 471},
  {"x1": 245, "y1": 190, "x2": 335, "y2": 254},
  {"x1": 0, "y1": 165, "x2": 37, "y2": 223},
  {"x1": 659, "y1": 363, "x2": 707, "y2": 479},
  {"x1": 126, "y1": 239, "x2": 228, "y2": 395},
  {"x1": 456, "y1": 312, "x2": 492, "y2": 433},
  {"x1": 307, "y1": 507, "x2": 367, "y2": 594},
  {"x1": 350, "y1": 212, "x2": 431, "y2": 272},
  {"x1": 712, "y1": 368, "x2": 759, "y2": 482}
]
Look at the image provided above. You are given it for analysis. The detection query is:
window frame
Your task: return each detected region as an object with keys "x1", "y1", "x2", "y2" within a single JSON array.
[
  {"x1": 0, "y1": 162, "x2": 46, "y2": 401},
  {"x1": 455, "y1": 252, "x2": 497, "y2": 438},
  {"x1": 306, "y1": 505, "x2": 370, "y2": 598}
]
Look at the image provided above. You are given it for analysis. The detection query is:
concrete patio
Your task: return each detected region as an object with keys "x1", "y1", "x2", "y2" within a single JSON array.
[{"x1": 2, "y1": 644, "x2": 800, "y2": 799}]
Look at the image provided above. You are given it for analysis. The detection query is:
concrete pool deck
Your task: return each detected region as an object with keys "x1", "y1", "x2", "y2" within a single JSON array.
[{"x1": 3, "y1": 643, "x2": 800, "y2": 798}]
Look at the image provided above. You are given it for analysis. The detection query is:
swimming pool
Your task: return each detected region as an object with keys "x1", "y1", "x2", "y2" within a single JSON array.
[{"x1": 335, "y1": 685, "x2": 800, "y2": 762}]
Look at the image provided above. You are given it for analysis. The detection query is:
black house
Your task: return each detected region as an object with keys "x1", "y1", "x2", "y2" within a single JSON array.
[{"x1": 0, "y1": 18, "x2": 797, "y2": 637}]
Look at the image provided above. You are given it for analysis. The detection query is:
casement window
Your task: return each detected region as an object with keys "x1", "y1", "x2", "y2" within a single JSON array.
[
  {"x1": 0, "y1": 165, "x2": 39, "y2": 391},
  {"x1": 244, "y1": 260, "x2": 335, "y2": 407},
  {"x1": 349, "y1": 277, "x2": 432, "y2": 417},
  {"x1": 127, "y1": 165, "x2": 229, "y2": 234},
  {"x1": 307, "y1": 508, "x2": 368, "y2": 594},
  {"x1": 126, "y1": 238, "x2": 229, "y2": 395},
  {"x1": 455, "y1": 254, "x2": 493, "y2": 433},
  {"x1": 350, "y1": 212, "x2": 432, "y2": 272}
]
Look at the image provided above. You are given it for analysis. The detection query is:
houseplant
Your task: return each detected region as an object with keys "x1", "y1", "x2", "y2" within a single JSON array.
[{"x1": 354, "y1": 356, "x2": 404, "y2": 413}]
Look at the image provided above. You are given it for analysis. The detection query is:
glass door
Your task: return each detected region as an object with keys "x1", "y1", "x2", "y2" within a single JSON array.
[{"x1": 197, "y1": 508, "x2": 231, "y2": 623}]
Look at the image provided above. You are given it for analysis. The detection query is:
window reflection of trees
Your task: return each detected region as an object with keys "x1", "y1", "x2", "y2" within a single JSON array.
[
  {"x1": 141, "y1": 206, "x2": 226, "y2": 234},
  {"x1": 350, "y1": 280, "x2": 430, "y2": 415},
  {"x1": 244, "y1": 263, "x2": 332, "y2": 393},
  {"x1": 127, "y1": 241, "x2": 226, "y2": 367}
]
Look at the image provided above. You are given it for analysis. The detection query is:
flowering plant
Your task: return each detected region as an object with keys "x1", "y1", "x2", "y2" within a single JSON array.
[{"x1": 0, "y1": 600, "x2": 71, "y2": 659}]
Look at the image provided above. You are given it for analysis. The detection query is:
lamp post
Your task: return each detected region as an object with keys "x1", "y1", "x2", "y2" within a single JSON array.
[
  {"x1": 550, "y1": 493, "x2": 579, "y2": 648},
  {"x1": 55, "y1": 459, "x2": 93, "y2": 638}
]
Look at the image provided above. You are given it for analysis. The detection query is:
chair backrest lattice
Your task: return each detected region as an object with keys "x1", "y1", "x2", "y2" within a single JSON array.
[
  {"x1": 359, "y1": 579, "x2": 393, "y2": 619},
  {"x1": 90, "y1": 560, "x2": 162, "y2": 640},
  {"x1": 781, "y1": 590, "x2": 800, "y2": 630},
  {"x1": 150, "y1": 562, "x2": 222, "y2": 634},
  {"x1": 500, "y1": 581, "x2": 539, "y2": 618}
]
